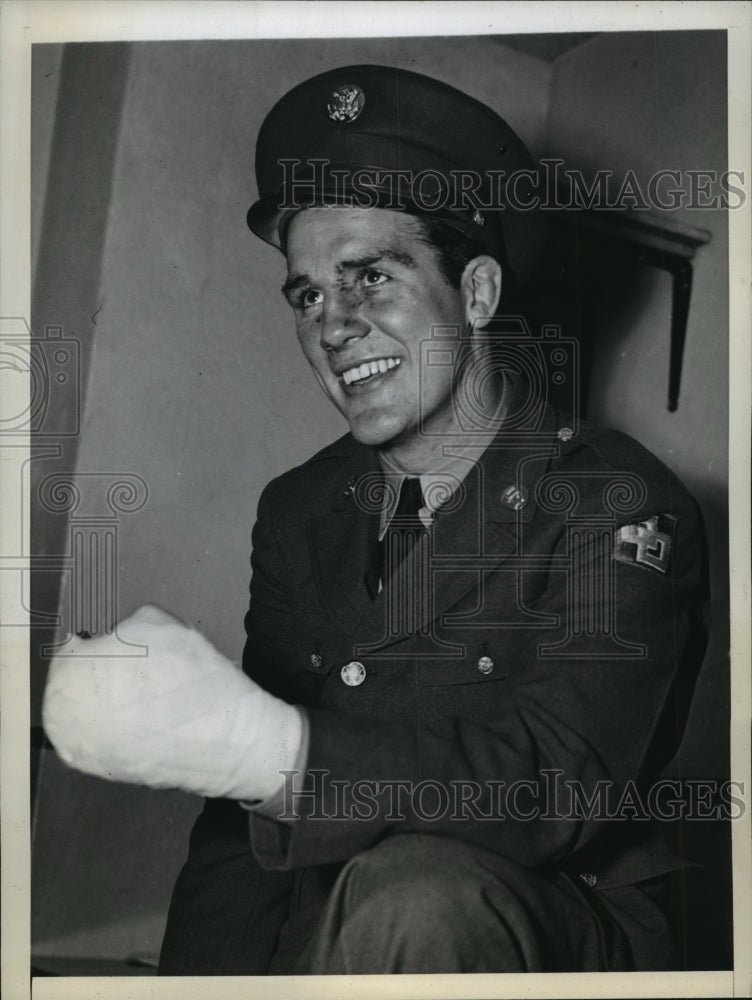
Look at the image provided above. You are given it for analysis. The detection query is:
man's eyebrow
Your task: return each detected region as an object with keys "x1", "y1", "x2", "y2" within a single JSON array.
[
  {"x1": 337, "y1": 248, "x2": 417, "y2": 271},
  {"x1": 281, "y1": 273, "x2": 311, "y2": 300},
  {"x1": 281, "y1": 248, "x2": 417, "y2": 300}
]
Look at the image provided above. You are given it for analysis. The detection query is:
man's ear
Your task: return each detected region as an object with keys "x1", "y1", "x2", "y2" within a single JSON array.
[{"x1": 461, "y1": 256, "x2": 502, "y2": 331}]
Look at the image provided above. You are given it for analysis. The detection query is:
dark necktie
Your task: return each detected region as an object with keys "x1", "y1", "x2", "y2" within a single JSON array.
[{"x1": 380, "y1": 476, "x2": 426, "y2": 586}]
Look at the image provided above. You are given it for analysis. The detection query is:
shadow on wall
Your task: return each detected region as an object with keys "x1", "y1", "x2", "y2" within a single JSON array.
[{"x1": 32, "y1": 741, "x2": 202, "y2": 973}]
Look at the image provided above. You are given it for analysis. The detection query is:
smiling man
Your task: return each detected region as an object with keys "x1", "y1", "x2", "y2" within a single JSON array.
[
  {"x1": 282, "y1": 207, "x2": 501, "y2": 462},
  {"x1": 44, "y1": 64, "x2": 710, "y2": 975}
]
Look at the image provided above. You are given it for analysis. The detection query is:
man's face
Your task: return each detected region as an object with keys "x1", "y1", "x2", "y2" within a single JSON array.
[{"x1": 283, "y1": 208, "x2": 470, "y2": 457}]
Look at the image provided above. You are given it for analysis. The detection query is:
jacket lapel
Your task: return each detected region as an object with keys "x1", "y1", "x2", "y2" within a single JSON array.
[
  {"x1": 428, "y1": 393, "x2": 560, "y2": 630},
  {"x1": 306, "y1": 443, "x2": 382, "y2": 628},
  {"x1": 305, "y1": 376, "x2": 563, "y2": 652}
]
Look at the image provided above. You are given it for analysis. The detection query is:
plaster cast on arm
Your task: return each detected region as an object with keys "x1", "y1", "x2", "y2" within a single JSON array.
[{"x1": 42, "y1": 605, "x2": 303, "y2": 802}]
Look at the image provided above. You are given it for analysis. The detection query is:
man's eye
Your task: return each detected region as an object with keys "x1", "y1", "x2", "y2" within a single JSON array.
[
  {"x1": 361, "y1": 269, "x2": 389, "y2": 288},
  {"x1": 298, "y1": 288, "x2": 323, "y2": 309}
]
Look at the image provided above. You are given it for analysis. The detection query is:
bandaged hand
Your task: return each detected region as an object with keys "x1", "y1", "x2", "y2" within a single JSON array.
[{"x1": 42, "y1": 605, "x2": 303, "y2": 802}]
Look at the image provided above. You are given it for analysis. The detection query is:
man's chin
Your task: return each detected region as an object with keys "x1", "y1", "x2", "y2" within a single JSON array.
[{"x1": 347, "y1": 415, "x2": 406, "y2": 449}]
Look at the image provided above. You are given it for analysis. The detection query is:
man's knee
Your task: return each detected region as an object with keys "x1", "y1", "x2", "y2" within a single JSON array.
[
  {"x1": 340, "y1": 833, "x2": 512, "y2": 918},
  {"x1": 303, "y1": 835, "x2": 530, "y2": 973},
  {"x1": 343, "y1": 833, "x2": 493, "y2": 921}
]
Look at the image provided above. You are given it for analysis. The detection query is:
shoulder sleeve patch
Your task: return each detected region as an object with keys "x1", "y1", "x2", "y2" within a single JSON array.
[{"x1": 613, "y1": 514, "x2": 676, "y2": 575}]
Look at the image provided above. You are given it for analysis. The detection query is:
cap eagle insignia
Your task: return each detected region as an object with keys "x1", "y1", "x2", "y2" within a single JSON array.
[{"x1": 327, "y1": 84, "x2": 365, "y2": 123}]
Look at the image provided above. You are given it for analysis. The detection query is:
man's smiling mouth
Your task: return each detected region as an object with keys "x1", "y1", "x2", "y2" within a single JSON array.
[{"x1": 340, "y1": 357, "x2": 401, "y2": 386}]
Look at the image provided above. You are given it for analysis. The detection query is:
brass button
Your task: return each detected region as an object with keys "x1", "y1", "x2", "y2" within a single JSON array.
[
  {"x1": 310, "y1": 653, "x2": 322, "y2": 668},
  {"x1": 477, "y1": 655, "x2": 495, "y2": 675},
  {"x1": 558, "y1": 426, "x2": 574, "y2": 442},
  {"x1": 340, "y1": 661, "x2": 367, "y2": 687},
  {"x1": 579, "y1": 872, "x2": 598, "y2": 888}
]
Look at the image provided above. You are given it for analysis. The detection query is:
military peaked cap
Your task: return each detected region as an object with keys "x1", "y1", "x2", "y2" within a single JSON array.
[{"x1": 248, "y1": 64, "x2": 544, "y2": 283}]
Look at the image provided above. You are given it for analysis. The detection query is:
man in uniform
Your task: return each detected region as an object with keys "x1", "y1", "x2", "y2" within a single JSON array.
[{"x1": 44, "y1": 65, "x2": 709, "y2": 974}]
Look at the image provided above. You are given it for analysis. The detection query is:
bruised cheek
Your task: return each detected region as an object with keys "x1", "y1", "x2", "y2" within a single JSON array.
[
  {"x1": 336, "y1": 277, "x2": 367, "y2": 311},
  {"x1": 359, "y1": 288, "x2": 413, "y2": 328}
]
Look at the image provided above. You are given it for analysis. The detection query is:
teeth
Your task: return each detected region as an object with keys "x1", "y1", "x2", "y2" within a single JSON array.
[{"x1": 341, "y1": 357, "x2": 400, "y2": 385}]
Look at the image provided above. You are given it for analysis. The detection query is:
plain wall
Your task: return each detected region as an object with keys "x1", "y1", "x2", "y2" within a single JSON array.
[
  {"x1": 548, "y1": 31, "x2": 729, "y2": 779},
  {"x1": 30, "y1": 46, "x2": 63, "y2": 285},
  {"x1": 549, "y1": 31, "x2": 728, "y2": 506}
]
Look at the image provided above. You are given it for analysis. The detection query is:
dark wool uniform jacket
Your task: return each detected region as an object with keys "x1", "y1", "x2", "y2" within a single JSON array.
[{"x1": 160, "y1": 375, "x2": 709, "y2": 975}]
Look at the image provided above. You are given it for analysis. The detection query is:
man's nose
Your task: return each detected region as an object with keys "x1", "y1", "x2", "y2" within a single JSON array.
[{"x1": 319, "y1": 292, "x2": 370, "y2": 350}]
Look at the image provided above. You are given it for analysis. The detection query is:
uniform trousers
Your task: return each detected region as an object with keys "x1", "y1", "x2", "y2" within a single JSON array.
[{"x1": 265, "y1": 833, "x2": 678, "y2": 974}]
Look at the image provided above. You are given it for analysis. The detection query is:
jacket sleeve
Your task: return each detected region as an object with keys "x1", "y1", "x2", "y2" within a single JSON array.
[{"x1": 246, "y1": 475, "x2": 709, "y2": 873}]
